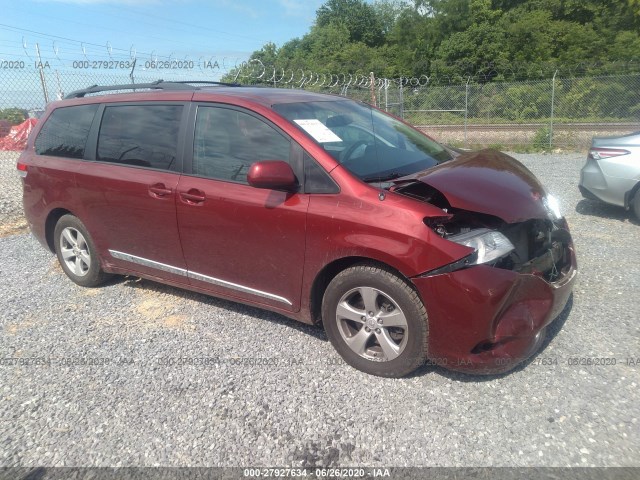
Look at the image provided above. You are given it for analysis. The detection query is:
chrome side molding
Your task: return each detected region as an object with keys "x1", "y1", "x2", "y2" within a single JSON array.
[
  {"x1": 109, "y1": 250, "x2": 188, "y2": 277},
  {"x1": 109, "y1": 249, "x2": 292, "y2": 306},
  {"x1": 188, "y1": 271, "x2": 292, "y2": 305}
]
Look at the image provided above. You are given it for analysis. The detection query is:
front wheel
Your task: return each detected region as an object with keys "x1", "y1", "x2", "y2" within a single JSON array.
[
  {"x1": 54, "y1": 215, "x2": 110, "y2": 287},
  {"x1": 322, "y1": 264, "x2": 428, "y2": 378}
]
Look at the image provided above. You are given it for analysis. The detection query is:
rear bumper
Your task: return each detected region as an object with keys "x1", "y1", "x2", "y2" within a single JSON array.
[
  {"x1": 578, "y1": 184, "x2": 601, "y2": 202},
  {"x1": 579, "y1": 157, "x2": 636, "y2": 208},
  {"x1": 412, "y1": 244, "x2": 577, "y2": 374}
]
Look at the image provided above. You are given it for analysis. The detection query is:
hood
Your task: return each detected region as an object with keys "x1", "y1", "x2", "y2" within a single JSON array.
[{"x1": 411, "y1": 149, "x2": 550, "y2": 223}]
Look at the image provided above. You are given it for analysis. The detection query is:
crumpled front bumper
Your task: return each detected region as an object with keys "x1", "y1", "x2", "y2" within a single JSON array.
[{"x1": 411, "y1": 244, "x2": 577, "y2": 374}]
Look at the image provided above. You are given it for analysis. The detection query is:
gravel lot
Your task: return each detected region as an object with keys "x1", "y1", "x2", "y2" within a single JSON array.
[
  {"x1": 0, "y1": 153, "x2": 638, "y2": 468},
  {"x1": 0, "y1": 152, "x2": 27, "y2": 237}
]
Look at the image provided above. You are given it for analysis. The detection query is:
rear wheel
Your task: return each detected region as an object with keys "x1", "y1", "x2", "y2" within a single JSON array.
[
  {"x1": 322, "y1": 264, "x2": 428, "y2": 378},
  {"x1": 632, "y1": 191, "x2": 640, "y2": 221},
  {"x1": 54, "y1": 215, "x2": 110, "y2": 287}
]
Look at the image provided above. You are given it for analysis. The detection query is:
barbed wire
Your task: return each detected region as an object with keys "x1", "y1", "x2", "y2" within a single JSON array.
[
  {"x1": 232, "y1": 58, "x2": 640, "y2": 88},
  {"x1": 3, "y1": 34, "x2": 640, "y2": 87}
]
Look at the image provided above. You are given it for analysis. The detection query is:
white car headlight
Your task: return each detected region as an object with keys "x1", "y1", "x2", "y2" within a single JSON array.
[
  {"x1": 448, "y1": 228, "x2": 515, "y2": 265},
  {"x1": 543, "y1": 193, "x2": 562, "y2": 220}
]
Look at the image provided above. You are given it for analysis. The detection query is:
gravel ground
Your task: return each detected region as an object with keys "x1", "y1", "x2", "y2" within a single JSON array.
[
  {"x1": 0, "y1": 152, "x2": 27, "y2": 236},
  {"x1": 0, "y1": 153, "x2": 639, "y2": 468},
  {"x1": 0, "y1": 152, "x2": 21, "y2": 213}
]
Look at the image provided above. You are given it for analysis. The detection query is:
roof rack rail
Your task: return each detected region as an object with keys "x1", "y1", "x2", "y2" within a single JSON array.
[
  {"x1": 169, "y1": 81, "x2": 241, "y2": 86},
  {"x1": 64, "y1": 79, "x2": 241, "y2": 99}
]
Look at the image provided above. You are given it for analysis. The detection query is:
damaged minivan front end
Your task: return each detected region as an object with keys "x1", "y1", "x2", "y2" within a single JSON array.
[{"x1": 394, "y1": 150, "x2": 578, "y2": 373}]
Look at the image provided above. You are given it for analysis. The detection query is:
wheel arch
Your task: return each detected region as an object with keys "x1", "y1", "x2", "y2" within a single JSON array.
[
  {"x1": 45, "y1": 208, "x2": 74, "y2": 253},
  {"x1": 624, "y1": 180, "x2": 640, "y2": 209},
  {"x1": 309, "y1": 256, "x2": 412, "y2": 325}
]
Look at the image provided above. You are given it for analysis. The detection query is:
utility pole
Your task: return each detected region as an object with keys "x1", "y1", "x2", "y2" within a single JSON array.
[
  {"x1": 35, "y1": 43, "x2": 49, "y2": 104},
  {"x1": 464, "y1": 76, "x2": 471, "y2": 146},
  {"x1": 129, "y1": 58, "x2": 137, "y2": 86},
  {"x1": 549, "y1": 69, "x2": 558, "y2": 149},
  {"x1": 369, "y1": 72, "x2": 377, "y2": 107}
]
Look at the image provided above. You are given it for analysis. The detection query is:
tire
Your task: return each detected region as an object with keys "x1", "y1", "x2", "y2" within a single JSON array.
[
  {"x1": 633, "y1": 191, "x2": 640, "y2": 222},
  {"x1": 322, "y1": 263, "x2": 428, "y2": 378},
  {"x1": 54, "y1": 214, "x2": 110, "y2": 288}
]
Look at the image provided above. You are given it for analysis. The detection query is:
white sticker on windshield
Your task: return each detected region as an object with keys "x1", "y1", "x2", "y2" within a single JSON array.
[{"x1": 294, "y1": 119, "x2": 342, "y2": 143}]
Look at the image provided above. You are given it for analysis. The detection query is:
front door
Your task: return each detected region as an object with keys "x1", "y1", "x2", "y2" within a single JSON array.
[{"x1": 176, "y1": 105, "x2": 308, "y2": 311}]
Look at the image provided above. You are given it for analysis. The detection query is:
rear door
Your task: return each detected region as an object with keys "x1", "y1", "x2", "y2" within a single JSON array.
[
  {"x1": 176, "y1": 104, "x2": 309, "y2": 311},
  {"x1": 75, "y1": 102, "x2": 190, "y2": 283}
]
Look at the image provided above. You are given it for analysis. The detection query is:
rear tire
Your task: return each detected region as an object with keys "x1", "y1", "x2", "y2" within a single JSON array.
[
  {"x1": 322, "y1": 263, "x2": 428, "y2": 378},
  {"x1": 632, "y1": 191, "x2": 640, "y2": 222},
  {"x1": 54, "y1": 215, "x2": 110, "y2": 288}
]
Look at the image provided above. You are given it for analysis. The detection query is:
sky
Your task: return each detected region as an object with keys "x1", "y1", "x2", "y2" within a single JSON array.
[{"x1": 0, "y1": 0, "x2": 328, "y2": 76}]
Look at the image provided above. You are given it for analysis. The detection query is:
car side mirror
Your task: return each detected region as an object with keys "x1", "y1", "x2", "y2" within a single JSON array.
[{"x1": 247, "y1": 161, "x2": 298, "y2": 191}]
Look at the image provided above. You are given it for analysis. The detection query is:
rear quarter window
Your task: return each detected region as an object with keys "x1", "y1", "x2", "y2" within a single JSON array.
[{"x1": 35, "y1": 104, "x2": 98, "y2": 159}]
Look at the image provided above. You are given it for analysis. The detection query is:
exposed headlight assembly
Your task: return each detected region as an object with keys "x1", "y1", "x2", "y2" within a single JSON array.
[
  {"x1": 543, "y1": 193, "x2": 562, "y2": 220},
  {"x1": 448, "y1": 228, "x2": 515, "y2": 265}
]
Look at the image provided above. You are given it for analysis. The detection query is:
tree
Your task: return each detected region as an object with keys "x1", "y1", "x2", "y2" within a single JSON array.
[
  {"x1": 432, "y1": 0, "x2": 508, "y2": 79},
  {"x1": 0, "y1": 108, "x2": 27, "y2": 125},
  {"x1": 316, "y1": 0, "x2": 386, "y2": 47},
  {"x1": 223, "y1": 0, "x2": 640, "y2": 84}
]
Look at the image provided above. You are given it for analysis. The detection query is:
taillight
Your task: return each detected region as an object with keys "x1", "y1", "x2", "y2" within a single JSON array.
[
  {"x1": 588, "y1": 147, "x2": 630, "y2": 160},
  {"x1": 17, "y1": 162, "x2": 28, "y2": 178}
]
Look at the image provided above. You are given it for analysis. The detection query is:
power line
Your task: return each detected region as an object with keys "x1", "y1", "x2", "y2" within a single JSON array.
[
  {"x1": 102, "y1": 4, "x2": 269, "y2": 43},
  {"x1": 0, "y1": 24, "x2": 249, "y2": 63}
]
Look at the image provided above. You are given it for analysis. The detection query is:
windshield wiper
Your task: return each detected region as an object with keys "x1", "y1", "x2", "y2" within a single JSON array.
[{"x1": 362, "y1": 172, "x2": 403, "y2": 183}]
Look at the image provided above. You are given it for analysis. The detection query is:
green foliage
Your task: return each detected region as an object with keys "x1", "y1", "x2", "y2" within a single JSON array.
[
  {"x1": 0, "y1": 108, "x2": 27, "y2": 125},
  {"x1": 557, "y1": 77, "x2": 640, "y2": 118},
  {"x1": 531, "y1": 126, "x2": 551, "y2": 150},
  {"x1": 479, "y1": 82, "x2": 552, "y2": 121},
  {"x1": 316, "y1": 0, "x2": 385, "y2": 47},
  {"x1": 222, "y1": 0, "x2": 640, "y2": 83}
]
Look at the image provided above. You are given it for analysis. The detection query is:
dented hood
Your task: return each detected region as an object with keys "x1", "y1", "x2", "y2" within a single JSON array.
[{"x1": 413, "y1": 149, "x2": 549, "y2": 223}]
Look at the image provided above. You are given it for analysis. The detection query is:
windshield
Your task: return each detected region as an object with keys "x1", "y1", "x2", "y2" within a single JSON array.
[{"x1": 273, "y1": 100, "x2": 452, "y2": 182}]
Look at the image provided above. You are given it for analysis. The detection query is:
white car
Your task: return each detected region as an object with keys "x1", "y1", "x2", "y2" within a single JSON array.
[{"x1": 579, "y1": 131, "x2": 640, "y2": 220}]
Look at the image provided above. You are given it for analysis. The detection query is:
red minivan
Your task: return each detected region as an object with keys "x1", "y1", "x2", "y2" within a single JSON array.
[{"x1": 18, "y1": 81, "x2": 577, "y2": 377}]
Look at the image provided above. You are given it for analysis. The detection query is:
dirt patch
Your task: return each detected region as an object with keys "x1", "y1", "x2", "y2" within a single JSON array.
[
  {"x1": 5, "y1": 319, "x2": 35, "y2": 335},
  {"x1": 163, "y1": 314, "x2": 189, "y2": 328},
  {"x1": 132, "y1": 289, "x2": 194, "y2": 331},
  {"x1": 0, "y1": 217, "x2": 28, "y2": 238},
  {"x1": 47, "y1": 258, "x2": 62, "y2": 275},
  {"x1": 82, "y1": 288, "x2": 101, "y2": 296},
  {"x1": 136, "y1": 297, "x2": 168, "y2": 319}
]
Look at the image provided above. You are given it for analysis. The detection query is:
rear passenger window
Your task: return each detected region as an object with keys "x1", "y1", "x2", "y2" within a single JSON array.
[
  {"x1": 97, "y1": 105, "x2": 182, "y2": 170},
  {"x1": 193, "y1": 106, "x2": 290, "y2": 183},
  {"x1": 35, "y1": 104, "x2": 98, "y2": 159}
]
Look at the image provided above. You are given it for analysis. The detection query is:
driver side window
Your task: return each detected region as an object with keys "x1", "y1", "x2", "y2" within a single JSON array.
[{"x1": 193, "y1": 106, "x2": 291, "y2": 183}]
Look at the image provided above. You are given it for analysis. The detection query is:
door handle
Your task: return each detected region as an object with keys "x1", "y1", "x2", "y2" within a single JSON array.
[
  {"x1": 149, "y1": 183, "x2": 172, "y2": 198},
  {"x1": 180, "y1": 189, "x2": 206, "y2": 204}
]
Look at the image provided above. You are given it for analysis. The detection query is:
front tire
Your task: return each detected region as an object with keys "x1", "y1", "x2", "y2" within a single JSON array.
[
  {"x1": 54, "y1": 215, "x2": 110, "y2": 287},
  {"x1": 322, "y1": 264, "x2": 428, "y2": 378}
]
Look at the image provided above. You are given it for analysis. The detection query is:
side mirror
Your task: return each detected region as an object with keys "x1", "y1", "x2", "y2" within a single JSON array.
[{"x1": 247, "y1": 160, "x2": 298, "y2": 191}]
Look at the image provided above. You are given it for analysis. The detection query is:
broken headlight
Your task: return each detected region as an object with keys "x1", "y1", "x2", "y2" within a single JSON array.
[
  {"x1": 448, "y1": 228, "x2": 515, "y2": 265},
  {"x1": 543, "y1": 193, "x2": 562, "y2": 220}
]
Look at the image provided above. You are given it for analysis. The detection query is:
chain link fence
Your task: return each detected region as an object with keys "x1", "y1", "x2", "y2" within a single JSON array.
[
  {"x1": 1, "y1": 68, "x2": 639, "y2": 231},
  {"x1": 404, "y1": 74, "x2": 640, "y2": 151}
]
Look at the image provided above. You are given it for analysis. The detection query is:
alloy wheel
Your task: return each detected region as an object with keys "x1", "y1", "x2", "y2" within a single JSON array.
[
  {"x1": 59, "y1": 227, "x2": 91, "y2": 277},
  {"x1": 335, "y1": 286, "x2": 409, "y2": 362}
]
